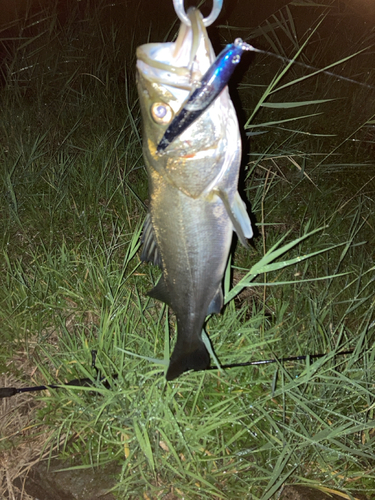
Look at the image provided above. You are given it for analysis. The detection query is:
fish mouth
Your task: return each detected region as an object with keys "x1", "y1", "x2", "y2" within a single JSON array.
[
  {"x1": 172, "y1": 7, "x2": 213, "y2": 78},
  {"x1": 137, "y1": 8, "x2": 212, "y2": 88},
  {"x1": 155, "y1": 9, "x2": 215, "y2": 152}
]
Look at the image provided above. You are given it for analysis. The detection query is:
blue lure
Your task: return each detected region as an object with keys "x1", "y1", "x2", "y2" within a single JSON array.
[{"x1": 157, "y1": 38, "x2": 252, "y2": 153}]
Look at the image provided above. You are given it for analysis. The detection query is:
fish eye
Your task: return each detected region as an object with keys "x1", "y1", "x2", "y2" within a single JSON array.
[{"x1": 150, "y1": 102, "x2": 173, "y2": 125}]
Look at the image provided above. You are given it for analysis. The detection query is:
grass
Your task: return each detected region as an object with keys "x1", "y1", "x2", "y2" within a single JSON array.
[{"x1": 0, "y1": 0, "x2": 375, "y2": 499}]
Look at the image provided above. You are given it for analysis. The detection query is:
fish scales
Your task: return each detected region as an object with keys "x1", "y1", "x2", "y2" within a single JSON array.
[{"x1": 136, "y1": 7, "x2": 252, "y2": 380}]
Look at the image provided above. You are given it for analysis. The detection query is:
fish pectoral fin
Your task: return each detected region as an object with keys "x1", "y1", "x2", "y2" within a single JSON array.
[
  {"x1": 148, "y1": 278, "x2": 171, "y2": 306},
  {"x1": 214, "y1": 189, "x2": 253, "y2": 247},
  {"x1": 140, "y1": 213, "x2": 162, "y2": 268},
  {"x1": 206, "y1": 286, "x2": 223, "y2": 315},
  {"x1": 232, "y1": 191, "x2": 253, "y2": 242}
]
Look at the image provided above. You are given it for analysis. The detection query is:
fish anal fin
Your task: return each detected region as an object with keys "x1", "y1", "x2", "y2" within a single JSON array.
[
  {"x1": 206, "y1": 286, "x2": 223, "y2": 315},
  {"x1": 214, "y1": 189, "x2": 253, "y2": 247},
  {"x1": 141, "y1": 213, "x2": 162, "y2": 267},
  {"x1": 148, "y1": 279, "x2": 171, "y2": 307}
]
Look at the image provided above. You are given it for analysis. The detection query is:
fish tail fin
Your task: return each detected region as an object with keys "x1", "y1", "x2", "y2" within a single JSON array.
[{"x1": 166, "y1": 338, "x2": 210, "y2": 381}]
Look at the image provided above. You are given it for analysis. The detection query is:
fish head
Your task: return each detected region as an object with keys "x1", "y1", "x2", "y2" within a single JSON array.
[
  {"x1": 136, "y1": 8, "x2": 214, "y2": 149},
  {"x1": 136, "y1": 8, "x2": 240, "y2": 197}
]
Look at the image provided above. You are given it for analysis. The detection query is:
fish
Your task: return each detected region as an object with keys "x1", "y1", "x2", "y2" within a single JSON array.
[{"x1": 136, "y1": 7, "x2": 253, "y2": 380}]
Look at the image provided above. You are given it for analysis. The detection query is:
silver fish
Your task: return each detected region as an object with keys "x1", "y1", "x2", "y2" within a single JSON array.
[{"x1": 136, "y1": 7, "x2": 253, "y2": 380}]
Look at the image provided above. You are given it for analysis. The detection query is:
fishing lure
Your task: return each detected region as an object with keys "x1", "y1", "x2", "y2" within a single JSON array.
[{"x1": 157, "y1": 38, "x2": 253, "y2": 152}]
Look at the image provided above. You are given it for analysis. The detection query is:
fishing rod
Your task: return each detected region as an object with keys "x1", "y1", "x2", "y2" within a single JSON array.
[
  {"x1": 206, "y1": 349, "x2": 354, "y2": 370},
  {"x1": 0, "y1": 350, "x2": 114, "y2": 399},
  {"x1": 0, "y1": 349, "x2": 354, "y2": 398}
]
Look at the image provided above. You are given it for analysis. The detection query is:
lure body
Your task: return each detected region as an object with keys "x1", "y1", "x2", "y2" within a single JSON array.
[{"x1": 157, "y1": 39, "x2": 251, "y2": 152}]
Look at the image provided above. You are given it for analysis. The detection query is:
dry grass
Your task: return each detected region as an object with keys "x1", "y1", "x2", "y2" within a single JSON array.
[
  {"x1": 0, "y1": 343, "x2": 66, "y2": 500},
  {"x1": 1, "y1": 379, "x2": 48, "y2": 499}
]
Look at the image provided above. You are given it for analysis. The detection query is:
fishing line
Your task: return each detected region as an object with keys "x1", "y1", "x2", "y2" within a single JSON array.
[
  {"x1": 173, "y1": 0, "x2": 375, "y2": 90},
  {"x1": 0, "y1": 349, "x2": 354, "y2": 398},
  {"x1": 244, "y1": 44, "x2": 375, "y2": 90}
]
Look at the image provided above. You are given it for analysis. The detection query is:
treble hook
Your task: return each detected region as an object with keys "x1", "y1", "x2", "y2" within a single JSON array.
[{"x1": 173, "y1": 0, "x2": 223, "y2": 26}]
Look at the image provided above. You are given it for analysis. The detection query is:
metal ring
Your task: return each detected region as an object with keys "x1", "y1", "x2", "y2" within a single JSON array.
[{"x1": 173, "y1": 0, "x2": 223, "y2": 27}]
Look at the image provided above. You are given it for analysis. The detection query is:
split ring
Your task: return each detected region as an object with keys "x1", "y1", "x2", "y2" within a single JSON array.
[{"x1": 173, "y1": 0, "x2": 223, "y2": 27}]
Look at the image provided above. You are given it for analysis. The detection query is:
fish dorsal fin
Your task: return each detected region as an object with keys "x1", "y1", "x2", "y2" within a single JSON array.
[
  {"x1": 140, "y1": 213, "x2": 162, "y2": 268},
  {"x1": 206, "y1": 286, "x2": 223, "y2": 315},
  {"x1": 213, "y1": 189, "x2": 253, "y2": 247}
]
